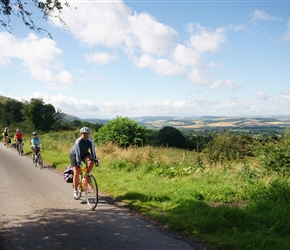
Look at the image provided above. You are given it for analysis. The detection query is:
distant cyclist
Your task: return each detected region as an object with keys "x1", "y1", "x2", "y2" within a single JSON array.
[
  {"x1": 31, "y1": 131, "x2": 42, "y2": 162},
  {"x1": 14, "y1": 129, "x2": 23, "y2": 151},
  {"x1": 70, "y1": 127, "x2": 99, "y2": 200},
  {"x1": 3, "y1": 127, "x2": 9, "y2": 145}
]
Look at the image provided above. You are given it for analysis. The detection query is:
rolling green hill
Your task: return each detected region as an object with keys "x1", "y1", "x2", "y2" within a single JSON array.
[{"x1": 1, "y1": 95, "x2": 290, "y2": 131}]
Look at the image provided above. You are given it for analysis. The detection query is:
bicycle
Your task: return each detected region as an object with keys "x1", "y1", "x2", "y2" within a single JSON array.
[
  {"x1": 33, "y1": 146, "x2": 44, "y2": 169},
  {"x1": 75, "y1": 159, "x2": 99, "y2": 210},
  {"x1": 16, "y1": 139, "x2": 24, "y2": 156},
  {"x1": 5, "y1": 136, "x2": 10, "y2": 148}
]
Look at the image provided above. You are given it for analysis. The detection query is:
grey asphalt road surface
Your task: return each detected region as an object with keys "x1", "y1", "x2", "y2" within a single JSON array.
[{"x1": 0, "y1": 143, "x2": 208, "y2": 250}]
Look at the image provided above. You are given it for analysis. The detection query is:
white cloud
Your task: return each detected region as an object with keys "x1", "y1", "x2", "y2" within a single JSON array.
[
  {"x1": 51, "y1": 2, "x2": 237, "y2": 90},
  {"x1": 187, "y1": 69, "x2": 210, "y2": 85},
  {"x1": 85, "y1": 52, "x2": 119, "y2": 65},
  {"x1": 0, "y1": 57, "x2": 10, "y2": 66},
  {"x1": 134, "y1": 54, "x2": 184, "y2": 76},
  {"x1": 209, "y1": 80, "x2": 241, "y2": 90},
  {"x1": 228, "y1": 25, "x2": 247, "y2": 31},
  {"x1": 0, "y1": 32, "x2": 75, "y2": 86},
  {"x1": 281, "y1": 90, "x2": 290, "y2": 101},
  {"x1": 187, "y1": 23, "x2": 226, "y2": 53},
  {"x1": 256, "y1": 91, "x2": 269, "y2": 101},
  {"x1": 224, "y1": 80, "x2": 241, "y2": 89},
  {"x1": 52, "y1": 1, "x2": 132, "y2": 48},
  {"x1": 10, "y1": 89, "x2": 290, "y2": 119},
  {"x1": 50, "y1": 94, "x2": 99, "y2": 113},
  {"x1": 251, "y1": 9, "x2": 282, "y2": 22},
  {"x1": 172, "y1": 44, "x2": 202, "y2": 67},
  {"x1": 129, "y1": 12, "x2": 177, "y2": 57},
  {"x1": 286, "y1": 19, "x2": 290, "y2": 40}
]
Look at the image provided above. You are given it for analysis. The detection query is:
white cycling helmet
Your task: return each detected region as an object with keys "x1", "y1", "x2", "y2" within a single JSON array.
[{"x1": 80, "y1": 127, "x2": 90, "y2": 134}]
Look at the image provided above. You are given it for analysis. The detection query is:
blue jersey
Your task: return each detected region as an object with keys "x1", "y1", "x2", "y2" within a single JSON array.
[{"x1": 31, "y1": 137, "x2": 41, "y2": 147}]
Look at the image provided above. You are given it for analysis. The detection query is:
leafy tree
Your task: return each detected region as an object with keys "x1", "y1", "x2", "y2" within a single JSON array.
[
  {"x1": 70, "y1": 120, "x2": 82, "y2": 128},
  {"x1": 4, "y1": 98, "x2": 24, "y2": 124},
  {"x1": 144, "y1": 128, "x2": 159, "y2": 146},
  {"x1": 0, "y1": 98, "x2": 24, "y2": 126},
  {"x1": 0, "y1": 0, "x2": 69, "y2": 37},
  {"x1": 97, "y1": 116, "x2": 145, "y2": 148},
  {"x1": 284, "y1": 126, "x2": 290, "y2": 142},
  {"x1": 206, "y1": 132, "x2": 254, "y2": 164},
  {"x1": 158, "y1": 126, "x2": 186, "y2": 148},
  {"x1": 23, "y1": 98, "x2": 59, "y2": 131}
]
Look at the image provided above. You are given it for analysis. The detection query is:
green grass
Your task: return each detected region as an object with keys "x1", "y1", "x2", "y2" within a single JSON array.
[{"x1": 24, "y1": 131, "x2": 290, "y2": 250}]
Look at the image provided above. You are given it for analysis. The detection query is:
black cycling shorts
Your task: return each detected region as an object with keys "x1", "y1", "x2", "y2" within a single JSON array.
[{"x1": 70, "y1": 152, "x2": 92, "y2": 168}]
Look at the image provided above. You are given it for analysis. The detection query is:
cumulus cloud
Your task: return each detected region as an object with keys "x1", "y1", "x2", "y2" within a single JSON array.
[
  {"x1": 0, "y1": 32, "x2": 75, "y2": 86},
  {"x1": 187, "y1": 23, "x2": 226, "y2": 53},
  {"x1": 85, "y1": 52, "x2": 119, "y2": 65},
  {"x1": 50, "y1": 1, "x2": 235, "y2": 90},
  {"x1": 210, "y1": 80, "x2": 241, "y2": 90},
  {"x1": 286, "y1": 19, "x2": 290, "y2": 40},
  {"x1": 256, "y1": 91, "x2": 269, "y2": 101},
  {"x1": 251, "y1": 9, "x2": 282, "y2": 22},
  {"x1": 281, "y1": 90, "x2": 290, "y2": 101},
  {"x1": 129, "y1": 12, "x2": 177, "y2": 57},
  {"x1": 10, "y1": 89, "x2": 290, "y2": 119},
  {"x1": 52, "y1": 1, "x2": 132, "y2": 48}
]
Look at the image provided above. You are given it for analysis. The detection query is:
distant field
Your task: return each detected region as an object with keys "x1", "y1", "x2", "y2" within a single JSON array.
[{"x1": 140, "y1": 116, "x2": 290, "y2": 130}]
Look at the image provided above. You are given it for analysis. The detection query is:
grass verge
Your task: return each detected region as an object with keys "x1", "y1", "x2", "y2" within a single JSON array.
[{"x1": 23, "y1": 131, "x2": 290, "y2": 250}]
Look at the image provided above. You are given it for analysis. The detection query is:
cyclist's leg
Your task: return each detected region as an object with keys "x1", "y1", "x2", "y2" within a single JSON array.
[
  {"x1": 84, "y1": 155, "x2": 94, "y2": 173},
  {"x1": 71, "y1": 154, "x2": 82, "y2": 199},
  {"x1": 72, "y1": 166, "x2": 81, "y2": 190},
  {"x1": 72, "y1": 166, "x2": 81, "y2": 199},
  {"x1": 31, "y1": 146, "x2": 34, "y2": 157}
]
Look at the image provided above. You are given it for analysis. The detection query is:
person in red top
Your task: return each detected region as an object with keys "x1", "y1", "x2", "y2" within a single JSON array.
[{"x1": 14, "y1": 129, "x2": 23, "y2": 151}]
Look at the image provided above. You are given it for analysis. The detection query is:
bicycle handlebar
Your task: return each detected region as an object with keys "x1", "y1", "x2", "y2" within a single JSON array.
[{"x1": 85, "y1": 158, "x2": 100, "y2": 166}]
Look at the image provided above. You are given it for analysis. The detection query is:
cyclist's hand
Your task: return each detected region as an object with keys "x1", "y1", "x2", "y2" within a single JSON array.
[{"x1": 95, "y1": 158, "x2": 100, "y2": 167}]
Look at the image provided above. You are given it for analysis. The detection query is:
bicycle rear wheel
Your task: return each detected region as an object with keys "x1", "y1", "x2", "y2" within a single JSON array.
[{"x1": 85, "y1": 175, "x2": 98, "y2": 210}]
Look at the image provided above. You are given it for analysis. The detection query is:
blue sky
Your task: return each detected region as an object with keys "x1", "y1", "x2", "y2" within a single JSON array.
[{"x1": 0, "y1": 0, "x2": 290, "y2": 119}]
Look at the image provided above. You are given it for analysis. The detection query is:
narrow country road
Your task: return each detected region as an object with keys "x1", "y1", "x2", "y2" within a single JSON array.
[{"x1": 0, "y1": 143, "x2": 207, "y2": 250}]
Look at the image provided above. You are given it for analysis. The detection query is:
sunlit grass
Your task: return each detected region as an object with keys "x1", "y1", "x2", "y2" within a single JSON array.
[{"x1": 27, "y1": 131, "x2": 290, "y2": 250}]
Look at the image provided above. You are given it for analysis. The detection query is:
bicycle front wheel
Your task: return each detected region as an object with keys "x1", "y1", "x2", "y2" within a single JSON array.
[
  {"x1": 38, "y1": 154, "x2": 43, "y2": 169},
  {"x1": 85, "y1": 175, "x2": 98, "y2": 210},
  {"x1": 19, "y1": 143, "x2": 23, "y2": 156}
]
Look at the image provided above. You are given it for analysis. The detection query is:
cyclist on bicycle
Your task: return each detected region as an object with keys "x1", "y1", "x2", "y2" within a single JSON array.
[
  {"x1": 70, "y1": 127, "x2": 99, "y2": 200},
  {"x1": 14, "y1": 129, "x2": 23, "y2": 152},
  {"x1": 31, "y1": 131, "x2": 42, "y2": 162},
  {"x1": 3, "y1": 127, "x2": 9, "y2": 145}
]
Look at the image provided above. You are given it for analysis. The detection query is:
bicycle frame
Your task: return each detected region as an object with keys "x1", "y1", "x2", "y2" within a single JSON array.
[
  {"x1": 76, "y1": 160, "x2": 99, "y2": 210},
  {"x1": 17, "y1": 139, "x2": 24, "y2": 156},
  {"x1": 34, "y1": 147, "x2": 43, "y2": 169},
  {"x1": 5, "y1": 136, "x2": 10, "y2": 148}
]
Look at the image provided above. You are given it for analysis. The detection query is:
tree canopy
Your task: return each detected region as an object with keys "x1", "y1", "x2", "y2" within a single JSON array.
[
  {"x1": 97, "y1": 116, "x2": 146, "y2": 148},
  {"x1": 0, "y1": 98, "x2": 24, "y2": 125},
  {"x1": 158, "y1": 126, "x2": 186, "y2": 148},
  {"x1": 0, "y1": 0, "x2": 69, "y2": 37},
  {"x1": 22, "y1": 98, "x2": 59, "y2": 131}
]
